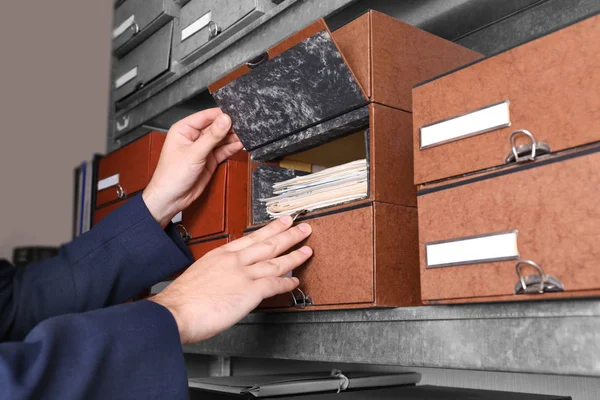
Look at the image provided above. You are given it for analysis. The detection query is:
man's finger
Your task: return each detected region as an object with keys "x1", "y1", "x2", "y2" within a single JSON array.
[
  {"x1": 214, "y1": 142, "x2": 243, "y2": 164},
  {"x1": 246, "y1": 246, "x2": 312, "y2": 280},
  {"x1": 170, "y1": 108, "x2": 223, "y2": 141},
  {"x1": 190, "y1": 114, "x2": 233, "y2": 162},
  {"x1": 220, "y1": 216, "x2": 294, "y2": 252},
  {"x1": 237, "y1": 223, "x2": 312, "y2": 266},
  {"x1": 217, "y1": 132, "x2": 240, "y2": 147},
  {"x1": 253, "y1": 276, "x2": 300, "y2": 299}
]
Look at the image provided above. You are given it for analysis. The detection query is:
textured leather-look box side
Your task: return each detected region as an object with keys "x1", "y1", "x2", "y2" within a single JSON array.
[
  {"x1": 331, "y1": 13, "x2": 371, "y2": 99},
  {"x1": 371, "y1": 103, "x2": 416, "y2": 208},
  {"x1": 332, "y1": 11, "x2": 482, "y2": 112},
  {"x1": 374, "y1": 202, "x2": 420, "y2": 307},
  {"x1": 189, "y1": 237, "x2": 229, "y2": 261},
  {"x1": 369, "y1": 11, "x2": 482, "y2": 112},
  {"x1": 413, "y1": 15, "x2": 600, "y2": 185},
  {"x1": 181, "y1": 162, "x2": 228, "y2": 240},
  {"x1": 225, "y1": 158, "x2": 249, "y2": 237}
]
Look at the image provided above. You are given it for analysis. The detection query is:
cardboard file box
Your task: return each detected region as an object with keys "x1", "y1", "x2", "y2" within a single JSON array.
[
  {"x1": 94, "y1": 131, "x2": 248, "y2": 263},
  {"x1": 95, "y1": 131, "x2": 166, "y2": 209},
  {"x1": 413, "y1": 15, "x2": 600, "y2": 304},
  {"x1": 209, "y1": 11, "x2": 481, "y2": 311},
  {"x1": 413, "y1": 15, "x2": 600, "y2": 186},
  {"x1": 174, "y1": 151, "x2": 249, "y2": 261}
]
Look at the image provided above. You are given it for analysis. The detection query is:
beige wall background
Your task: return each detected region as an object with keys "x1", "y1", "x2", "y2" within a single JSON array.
[{"x1": 0, "y1": 1, "x2": 113, "y2": 260}]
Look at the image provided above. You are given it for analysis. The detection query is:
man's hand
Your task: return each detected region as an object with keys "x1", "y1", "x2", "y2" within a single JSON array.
[
  {"x1": 143, "y1": 108, "x2": 243, "y2": 228},
  {"x1": 150, "y1": 216, "x2": 313, "y2": 344}
]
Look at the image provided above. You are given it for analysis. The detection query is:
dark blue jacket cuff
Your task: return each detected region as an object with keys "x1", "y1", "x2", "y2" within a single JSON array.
[
  {"x1": 0, "y1": 300, "x2": 188, "y2": 399},
  {"x1": 2, "y1": 193, "x2": 194, "y2": 341}
]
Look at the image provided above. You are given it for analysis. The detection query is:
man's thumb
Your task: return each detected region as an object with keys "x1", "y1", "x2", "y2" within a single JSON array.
[{"x1": 191, "y1": 113, "x2": 232, "y2": 161}]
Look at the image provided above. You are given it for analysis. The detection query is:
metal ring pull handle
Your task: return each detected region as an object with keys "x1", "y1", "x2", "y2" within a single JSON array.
[
  {"x1": 116, "y1": 115, "x2": 130, "y2": 132},
  {"x1": 175, "y1": 224, "x2": 191, "y2": 242},
  {"x1": 246, "y1": 52, "x2": 269, "y2": 69},
  {"x1": 208, "y1": 21, "x2": 220, "y2": 39},
  {"x1": 504, "y1": 129, "x2": 551, "y2": 164},
  {"x1": 514, "y1": 259, "x2": 564, "y2": 295},
  {"x1": 130, "y1": 21, "x2": 140, "y2": 36},
  {"x1": 516, "y1": 260, "x2": 545, "y2": 294},
  {"x1": 291, "y1": 210, "x2": 308, "y2": 223},
  {"x1": 116, "y1": 184, "x2": 126, "y2": 199},
  {"x1": 290, "y1": 288, "x2": 306, "y2": 308},
  {"x1": 290, "y1": 288, "x2": 313, "y2": 308},
  {"x1": 331, "y1": 370, "x2": 350, "y2": 393}
]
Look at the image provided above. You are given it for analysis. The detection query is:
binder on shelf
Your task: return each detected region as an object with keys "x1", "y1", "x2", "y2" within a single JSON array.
[
  {"x1": 73, "y1": 154, "x2": 102, "y2": 238},
  {"x1": 188, "y1": 370, "x2": 421, "y2": 397}
]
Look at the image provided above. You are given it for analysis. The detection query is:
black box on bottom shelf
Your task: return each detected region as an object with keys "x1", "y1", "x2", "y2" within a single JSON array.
[{"x1": 187, "y1": 372, "x2": 570, "y2": 400}]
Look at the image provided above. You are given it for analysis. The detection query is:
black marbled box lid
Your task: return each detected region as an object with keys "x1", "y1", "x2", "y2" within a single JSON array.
[{"x1": 212, "y1": 29, "x2": 367, "y2": 156}]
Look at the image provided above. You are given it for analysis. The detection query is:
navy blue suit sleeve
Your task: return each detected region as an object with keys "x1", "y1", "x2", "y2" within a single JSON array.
[
  {"x1": 0, "y1": 194, "x2": 193, "y2": 341},
  {"x1": 0, "y1": 300, "x2": 188, "y2": 400}
]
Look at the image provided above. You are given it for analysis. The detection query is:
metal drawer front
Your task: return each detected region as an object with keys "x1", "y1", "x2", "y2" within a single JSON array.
[
  {"x1": 175, "y1": 0, "x2": 270, "y2": 63},
  {"x1": 114, "y1": 21, "x2": 173, "y2": 102},
  {"x1": 113, "y1": 0, "x2": 177, "y2": 57}
]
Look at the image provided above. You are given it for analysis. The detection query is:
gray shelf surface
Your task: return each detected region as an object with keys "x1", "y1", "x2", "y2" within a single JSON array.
[{"x1": 183, "y1": 299, "x2": 600, "y2": 377}]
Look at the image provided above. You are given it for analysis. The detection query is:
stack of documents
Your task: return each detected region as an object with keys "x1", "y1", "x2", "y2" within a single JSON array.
[{"x1": 261, "y1": 159, "x2": 368, "y2": 218}]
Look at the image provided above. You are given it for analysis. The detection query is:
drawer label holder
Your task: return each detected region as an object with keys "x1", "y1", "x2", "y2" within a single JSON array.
[
  {"x1": 113, "y1": 15, "x2": 137, "y2": 39},
  {"x1": 419, "y1": 100, "x2": 511, "y2": 149},
  {"x1": 115, "y1": 66, "x2": 138, "y2": 89},
  {"x1": 97, "y1": 173, "x2": 120, "y2": 191},
  {"x1": 425, "y1": 230, "x2": 519, "y2": 268},
  {"x1": 182, "y1": 11, "x2": 213, "y2": 41}
]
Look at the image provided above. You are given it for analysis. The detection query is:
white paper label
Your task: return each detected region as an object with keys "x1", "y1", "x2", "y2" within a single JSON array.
[
  {"x1": 426, "y1": 230, "x2": 519, "y2": 268},
  {"x1": 113, "y1": 15, "x2": 135, "y2": 39},
  {"x1": 115, "y1": 66, "x2": 138, "y2": 89},
  {"x1": 420, "y1": 101, "x2": 511, "y2": 149},
  {"x1": 172, "y1": 211, "x2": 183, "y2": 224},
  {"x1": 97, "y1": 174, "x2": 120, "y2": 191},
  {"x1": 181, "y1": 11, "x2": 212, "y2": 41}
]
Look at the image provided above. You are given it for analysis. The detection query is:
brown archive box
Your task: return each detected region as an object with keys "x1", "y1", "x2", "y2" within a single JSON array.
[
  {"x1": 93, "y1": 133, "x2": 249, "y2": 297},
  {"x1": 96, "y1": 131, "x2": 166, "y2": 209},
  {"x1": 418, "y1": 143, "x2": 600, "y2": 304},
  {"x1": 412, "y1": 15, "x2": 600, "y2": 304},
  {"x1": 413, "y1": 14, "x2": 600, "y2": 186},
  {"x1": 94, "y1": 132, "x2": 249, "y2": 262},
  {"x1": 174, "y1": 150, "x2": 249, "y2": 261},
  {"x1": 209, "y1": 12, "x2": 481, "y2": 311}
]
